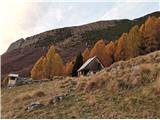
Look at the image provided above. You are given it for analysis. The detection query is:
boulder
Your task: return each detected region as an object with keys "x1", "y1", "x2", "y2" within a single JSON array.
[
  {"x1": 26, "y1": 101, "x2": 44, "y2": 112},
  {"x1": 49, "y1": 95, "x2": 63, "y2": 105}
]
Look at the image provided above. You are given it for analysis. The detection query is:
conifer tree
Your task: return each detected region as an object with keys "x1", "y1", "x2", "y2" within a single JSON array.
[
  {"x1": 141, "y1": 16, "x2": 159, "y2": 53},
  {"x1": 105, "y1": 41, "x2": 115, "y2": 66},
  {"x1": 53, "y1": 53, "x2": 64, "y2": 76},
  {"x1": 90, "y1": 40, "x2": 108, "y2": 66},
  {"x1": 82, "y1": 48, "x2": 90, "y2": 61},
  {"x1": 31, "y1": 45, "x2": 64, "y2": 79},
  {"x1": 64, "y1": 61, "x2": 74, "y2": 76},
  {"x1": 31, "y1": 56, "x2": 45, "y2": 80},
  {"x1": 114, "y1": 33, "x2": 128, "y2": 61},
  {"x1": 126, "y1": 25, "x2": 143, "y2": 59},
  {"x1": 72, "y1": 53, "x2": 83, "y2": 76},
  {"x1": 144, "y1": 16, "x2": 157, "y2": 33},
  {"x1": 44, "y1": 46, "x2": 56, "y2": 79}
]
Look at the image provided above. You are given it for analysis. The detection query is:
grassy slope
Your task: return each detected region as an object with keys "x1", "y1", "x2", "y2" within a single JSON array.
[{"x1": 1, "y1": 50, "x2": 160, "y2": 119}]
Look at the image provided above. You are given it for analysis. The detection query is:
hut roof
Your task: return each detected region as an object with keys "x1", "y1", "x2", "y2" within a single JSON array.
[
  {"x1": 8, "y1": 74, "x2": 19, "y2": 77},
  {"x1": 77, "y1": 56, "x2": 104, "y2": 72}
]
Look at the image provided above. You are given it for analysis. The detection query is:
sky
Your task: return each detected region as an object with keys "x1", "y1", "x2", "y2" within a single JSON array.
[{"x1": 0, "y1": 0, "x2": 159, "y2": 54}]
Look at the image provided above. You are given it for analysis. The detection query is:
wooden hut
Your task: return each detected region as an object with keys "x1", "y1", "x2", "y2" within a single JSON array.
[
  {"x1": 8, "y1": 74, "x2": 19, "y2": 87},
  {"x1": 77, "y1": 56, "x2": 105, "y2": 76}
]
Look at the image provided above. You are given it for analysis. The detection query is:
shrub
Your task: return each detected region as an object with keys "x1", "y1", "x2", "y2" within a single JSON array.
[
  {"x1": 85, "y1": 75, "x2": 107, "y2": 92},
  {"x1": 117, "y1": 80, "x2": 133, "y2": 90},
  {"x1": 140, "y1": 64, "x2": 159, "y2": 85}
]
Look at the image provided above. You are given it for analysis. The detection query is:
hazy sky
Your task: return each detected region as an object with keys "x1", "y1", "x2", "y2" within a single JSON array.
[{"x1": 0, "y1": 0, "x2": 159, "y2": 54}]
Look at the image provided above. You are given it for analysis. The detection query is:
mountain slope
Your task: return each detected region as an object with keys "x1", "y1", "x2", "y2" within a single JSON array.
[
  {"x1": 1, "y1": 11, "x2": 160, "y2": 77},
  {"x1": 1, "y1": 50, "x2": 160, "y2": 118}
]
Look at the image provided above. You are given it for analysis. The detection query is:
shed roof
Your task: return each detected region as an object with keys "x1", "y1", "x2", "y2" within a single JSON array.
[
  {"x1": 8, "y1": 74, "x2": 19, "y2": 77},
  {"x1": 77, "y1": 56, "x2": 104, "y2": 72}
]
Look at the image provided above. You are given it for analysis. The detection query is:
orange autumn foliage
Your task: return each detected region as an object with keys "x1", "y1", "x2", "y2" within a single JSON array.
[
  {"x1": 82, "y1": 48, "x2": 90, "y2": 61},
  {"x1": 114, "y1": 33, "x2": 128, "y2": 61},
  {"x1": 140, "y1": 16, "x2": 160, "y2": 53},
  {"x1": 44, "y1": 46, "x2": 56, "y2": 79},
  {"x1": 90, "y1": 40, "x2": 108, "y2": 66},
  {"x1": 125, "y1": 25, "x2": 143, "y2": 59},
  {"x1": 31, "y1": 56, "x2": 45, "y2": 80},
  {"x1": 53, "y1": 53, "x2": 64, "y2": 76},
  {"x1": 31, "y1": 46, "x2": 64, "y2": 80},
  {"x1": 105, "y1": 41, "x2": 115, "y2": 66},
  {"x1": 31, "y1": 16, "x2": 160, "y2": 79},
  {"x1": 64, "y1": 61, "x2": 74, "y2": 76}
]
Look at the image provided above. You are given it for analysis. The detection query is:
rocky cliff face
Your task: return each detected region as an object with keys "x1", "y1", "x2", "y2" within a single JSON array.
[
  {"x1": 7, "y1": 38, "x2": 25, "y2": 52},
  {"x1": 2, "y1": 11, "x2": 160, "y2": 77},
  {"x1": 6, "y1": 20, "x2": 129, "y2": 52}
]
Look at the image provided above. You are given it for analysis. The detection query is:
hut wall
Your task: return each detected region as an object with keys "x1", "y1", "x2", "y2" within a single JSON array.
[{"x1": 86, "y1": 59, "x2": 103, "y2": 71}]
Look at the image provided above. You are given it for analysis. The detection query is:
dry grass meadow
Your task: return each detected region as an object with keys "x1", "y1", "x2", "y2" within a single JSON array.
[{"x1": 1, "y1": 50, "x2": 160, "y2": 118}]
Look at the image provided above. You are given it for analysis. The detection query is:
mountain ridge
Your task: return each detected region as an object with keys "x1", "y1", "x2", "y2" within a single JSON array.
[
  {"x1": 6, "y1": 19, "x2": 127, "y2": 52},
  {"x1": 6, "y1": 11, "x2": 160, "y2": 52},
  {"x1": 1, "y1": 11, "x2": 160, "y2": 77}
]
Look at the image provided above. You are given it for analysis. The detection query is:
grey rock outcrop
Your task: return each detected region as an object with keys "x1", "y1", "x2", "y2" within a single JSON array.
[
  {"x1": 49, "y1": 95, "x2": 63, "y2": 105},
  {"x1": 8, "y1": 77, "x2": 50, "y2": 87},
  {"x1": 26, "y1": 102, "x2": 44, "y2": 112},
  {"x1": 7, "y1": 38, "x2": 25, "y2": 52}
]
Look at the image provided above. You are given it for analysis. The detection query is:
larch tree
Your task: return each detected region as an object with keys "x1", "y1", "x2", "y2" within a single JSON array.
[
  {"x1": 31, "y1": 56, "x2": 45, "y2": 80},
  {"x1": 125, "y1": 25, "x2": 143, "y2": 59},
  {"x1": 64, "y1": 61, "x2": 74, "y2": 76},
  {"x1": 154, "y1": 18, "x2": 160, "y2": 50},
  {"x1": 105, "y1": 41, "x2": 115, "y2": 66},
  {"x1": 141, "y1": 16, "x2": 159, "y2": 53},
  {"x1": 31, "y1": 45, "x2": 64, "y2": 80},
  {"x1": 139, "y1": 24, "x2": 145, "y2": 33},
  {"x1": 90, "y1": 40, "x2": 108, "y2": 66},
  {"x1": 144, "y1": 16, "x2": 157, "y2": 34},
  {"x1": 53, "y1": 53, "x2": 64, "y2": 76},
  {"x1": 147, "y1": 17, "x2": 160, "y2": 52},
  {"x1": 44, "y1": 46, "x2": 56, "y2": 79},
  {"x1": 42, "y1": 57, "x2": 47, "y2": 79},
  {"x1": 114, "y1": 33, "x2": 128, "y2": 61},
  {"x1": 82, "y1": 48, "x2": 90, "y2": 61}
]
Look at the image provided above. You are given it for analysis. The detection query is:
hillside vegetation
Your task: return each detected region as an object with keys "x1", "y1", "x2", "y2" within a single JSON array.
[
  {"x1": 1, "y1": 50, "x2": 160, "y2": 119},
  {"x1": 1, "y1": 11, "x2": 160, "y2": 78},
  {"x1": 29, "y1": 15, "x2": 160, "y2": 80}
]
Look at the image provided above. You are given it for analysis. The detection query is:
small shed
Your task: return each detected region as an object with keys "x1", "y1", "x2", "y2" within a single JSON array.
[
  {"x1": 77, "y1": 56, "x2": 105, "y2": 76},
  {"x1": 8, "y1": 74, "x2": 19, "y2": 87}
]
